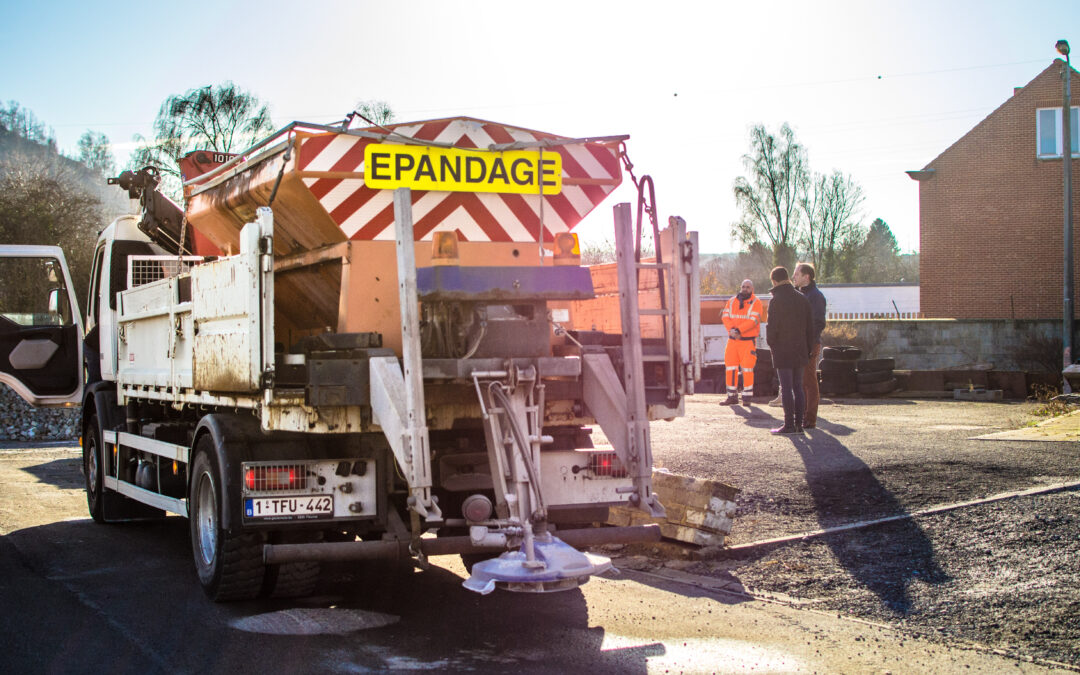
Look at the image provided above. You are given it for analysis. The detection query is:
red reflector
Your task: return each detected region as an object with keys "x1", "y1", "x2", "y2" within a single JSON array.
[
  {"x1": 244, "y1": 466, "x2": 306, "y2": 491},
  {"x1": 588, "y1": 453, "x2": 627, "y2": 478}
]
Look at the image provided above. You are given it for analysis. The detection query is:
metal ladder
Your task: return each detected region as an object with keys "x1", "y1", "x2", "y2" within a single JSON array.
[
  {"x1": 613, "y1": 203, "x2": 666, "y2": 517},
  {"x1": 632, "y1": 177, "x2": 678, "y2": 402}
]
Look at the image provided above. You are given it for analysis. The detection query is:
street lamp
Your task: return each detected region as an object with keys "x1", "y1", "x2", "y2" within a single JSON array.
[{"x1": 1057, "y1": 39, "x2": 1074, "y2": 391}]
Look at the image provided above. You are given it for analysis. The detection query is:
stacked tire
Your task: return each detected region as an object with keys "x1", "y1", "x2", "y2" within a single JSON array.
[
  {"x1": 820, "y1": 346, "x2": 860, "y2": 396},
  {"x1": 856, "y1": 358, "x2": 897, "y2": 396},
  {"x1": 753, "y1": 348, "x2": 778, "y2": 397}
]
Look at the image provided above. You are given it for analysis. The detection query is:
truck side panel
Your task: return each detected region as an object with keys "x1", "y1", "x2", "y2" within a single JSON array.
[
  {"x1": 191, "y1": 254, "x2": 262, "y2": 392},
  {"x1": 116, "y1": 276, "x2": 193, "y2": 390},
  {"x1": 116, "y1": 218, "x2": 270, "y2": 395}
]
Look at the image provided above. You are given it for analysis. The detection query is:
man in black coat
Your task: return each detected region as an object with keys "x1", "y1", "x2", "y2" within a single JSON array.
[{"x1": 765, "y1": 266, "x2": 814, "y2": 434}]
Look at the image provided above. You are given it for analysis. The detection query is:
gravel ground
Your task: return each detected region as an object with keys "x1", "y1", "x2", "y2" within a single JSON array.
[
  {"x1": 0, "y1": 386, "x2": 79, "y2": 441},
  {"x1": 641, "y1": 395, "x2": 1080, "y2": 667}
]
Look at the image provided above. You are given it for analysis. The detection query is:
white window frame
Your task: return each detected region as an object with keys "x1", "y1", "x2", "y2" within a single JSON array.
[{"x1": 1036, "y1": 106, "x2": 1080, "y2": 158}]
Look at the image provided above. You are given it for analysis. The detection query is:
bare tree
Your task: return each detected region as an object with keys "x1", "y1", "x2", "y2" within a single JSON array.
[
  {"x1": 732, "y1": 123, "x2": 808, "y2": 271},
  {"x1": 0, "y1": 148, "x2": 102, "y2": 302},
  {"x1": 700, "y1": 243, "x2": 773, "y2": 295},
  {"x1": 0, "y1": 101, "x2": 55, "y2": 148},
  {"x1": 129, "y1": 82, "x2": 273, "y2": 198},
  {"x1": 354, "y1": 100, "x2": 396, "y2": 127},
  {"x1": 800, "y1": 169, "x2": 864, "y2": 280},
  {"x1": 579, "y1": 237, "x2": 654, "y2": 266},
  {"x1": 77, "y1": 130, "x2": 115, "y2": 175}
]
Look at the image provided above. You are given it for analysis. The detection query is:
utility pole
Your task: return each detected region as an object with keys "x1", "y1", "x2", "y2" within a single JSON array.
[{"x1": 1057, "y1": 40, "x2": 1074, "y2": 391}]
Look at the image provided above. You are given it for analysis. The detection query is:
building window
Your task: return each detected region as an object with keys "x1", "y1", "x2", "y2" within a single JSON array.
[{"x1": 1037, "y1": 106, "x2": 1080, "y2": 157}]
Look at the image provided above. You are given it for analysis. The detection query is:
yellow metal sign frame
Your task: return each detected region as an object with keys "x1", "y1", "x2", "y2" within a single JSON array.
[{"x1": 363, "y1": 144, "x2": 562, "y2": 195}]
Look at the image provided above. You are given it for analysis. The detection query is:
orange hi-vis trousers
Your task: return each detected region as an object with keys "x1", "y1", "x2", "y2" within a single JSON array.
[{"x1": 724, "y1": 338, "x2": 757, "y2": 394}]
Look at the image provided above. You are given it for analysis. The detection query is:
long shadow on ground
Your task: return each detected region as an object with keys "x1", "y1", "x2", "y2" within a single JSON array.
[{"x1": 786, "y1": 430, "x2": 949, "y2": 615}]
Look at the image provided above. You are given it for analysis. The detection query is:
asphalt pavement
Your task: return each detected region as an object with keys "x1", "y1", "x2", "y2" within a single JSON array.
[{"x1": 1, "y1": 397, "x2": 1077, "y2": 673}]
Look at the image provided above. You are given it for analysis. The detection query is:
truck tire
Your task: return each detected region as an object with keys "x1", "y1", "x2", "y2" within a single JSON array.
[
  {"x1": 189, "y1": 437, "x2": 265, "y2": 601},
  {"x1": 821, "y1": 373, "x2": 857, "y2": 395},
  {"x1": 820, "y1": 359, "x2": 857, "y2": 375},
  {"x1": 856, "y1": 358, "x2": 895, "y2": 373},
  {"x1": 821, "y1": 346, "x2": 861, "y2": 361},
  {"x1": 262, "y1": 532, "x2": 322, "y2": 598},
  {"x1": 858, "y1": 378, "x2": 899, "y2": 396},
  {"x1": 752, "y1": 369, "x2": 777, "y2": 397},
  {"x1": 83, "y1": 411, "x2": 163, "y2": 523},
  {"x1": 83, "y1": 415, "x2": 105, "y2": 523},
  {"x1": 856, "y1": 369, "x2": 893, "y2": 385}
]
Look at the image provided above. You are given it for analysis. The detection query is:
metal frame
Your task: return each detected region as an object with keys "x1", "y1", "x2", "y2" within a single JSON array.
[
  {"x1": 614, "y1": 203, "x2": 665, "y2": 517},
  {"x1": 368, "y1": 188, "x2": 441, "y2": 522},
  {"x1": 100, "y1": 429, "x2": 188, "y2": 516},
  {"x1": 103, "y1": 429, "x2": 188, "y2": 463},
  {"x1": 103, "y1": 476, "x2": 187, "y2": 516},
  {"x1": 126, "y1": 255, "x2": 204, "y2": 289}
]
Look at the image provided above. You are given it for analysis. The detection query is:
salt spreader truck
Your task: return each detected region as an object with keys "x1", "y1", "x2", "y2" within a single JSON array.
[{"x1": 0, "y1": 116, "x2": 701, "y2": 600}]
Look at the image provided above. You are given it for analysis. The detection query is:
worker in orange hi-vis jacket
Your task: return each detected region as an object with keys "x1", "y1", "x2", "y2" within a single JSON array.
[{"x1": 720, "y1": 279, "x2": 767, "y2": 406}]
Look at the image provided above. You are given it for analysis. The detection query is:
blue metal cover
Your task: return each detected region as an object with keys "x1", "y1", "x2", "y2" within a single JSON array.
[{"x1": 416, "y1": 266, "x2": 595, "y2": 301}]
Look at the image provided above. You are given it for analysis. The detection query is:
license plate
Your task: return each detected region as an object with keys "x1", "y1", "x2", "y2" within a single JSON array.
[{"x1": 245, "y1": 495, "x2": 333, "y2": 520}]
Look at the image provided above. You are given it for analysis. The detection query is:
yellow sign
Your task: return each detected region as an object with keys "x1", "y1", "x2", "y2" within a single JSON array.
[{"x1": 363, "y1": 144, "x2": 562, "y2": 195}]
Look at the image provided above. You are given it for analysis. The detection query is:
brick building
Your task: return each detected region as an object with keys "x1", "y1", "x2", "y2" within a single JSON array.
[{"x1": 910, "y1": 59, "x2": 1079, "y2": 319}]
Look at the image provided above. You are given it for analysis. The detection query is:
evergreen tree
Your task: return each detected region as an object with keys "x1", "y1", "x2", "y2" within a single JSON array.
[{"x1": 855, "y1": 218, "x2": 902, "y2": 282}]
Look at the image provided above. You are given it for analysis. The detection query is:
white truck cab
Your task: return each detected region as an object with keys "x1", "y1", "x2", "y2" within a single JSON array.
[{"x1": 84, "y1": 215, "x2": 169, "y2": 383}]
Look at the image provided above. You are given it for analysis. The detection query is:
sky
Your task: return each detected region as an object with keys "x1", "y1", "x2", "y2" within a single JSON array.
[{"x1": 1, "y1": 0, "x2": 1077, "y2": 255}]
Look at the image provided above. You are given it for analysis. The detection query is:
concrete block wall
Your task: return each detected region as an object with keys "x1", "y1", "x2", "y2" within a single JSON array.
[{"x1": 831, "y1": 318, "x2": 1061, "y2": 370}]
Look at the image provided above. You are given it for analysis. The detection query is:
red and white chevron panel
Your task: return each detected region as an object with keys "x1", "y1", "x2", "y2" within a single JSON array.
[{"x1": 296, "y1": 117, "x2": 622, "y2": 242}]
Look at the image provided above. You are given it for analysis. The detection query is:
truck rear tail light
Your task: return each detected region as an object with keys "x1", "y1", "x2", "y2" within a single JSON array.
[
  {"x1": 461, "y1": 493, "x2": 493, "y2": 522},
  {"x1": 588, "y1": 452, "x2": 628, "y2": 478},
  {"x1": 244, "y1": 465, "x2": 307, "y2": 491},
  {"x1": 553, "y1": 232, "x2": 580, "y2": 266}
]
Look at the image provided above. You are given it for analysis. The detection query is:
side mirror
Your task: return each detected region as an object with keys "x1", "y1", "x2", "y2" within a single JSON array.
[{"x1": 47, "y1": 287, "x2": 68, "y2": 325}]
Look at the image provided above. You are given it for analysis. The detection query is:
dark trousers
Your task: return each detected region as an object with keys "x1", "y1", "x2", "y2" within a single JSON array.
[
  {"x1": 776, "y1": 366, "x2": 806, "y2": 428},
  {"x1": 803, "y1": 343, "x2": 821, "y2": 426}
]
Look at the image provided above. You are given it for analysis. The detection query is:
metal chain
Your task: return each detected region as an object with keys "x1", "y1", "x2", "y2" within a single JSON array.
[
  {"x1": 618, "y1": 142, "x2": 668, "y2": 319},
  {"x1": 618, "y1": 141, "x2": 638, "y2": 188},
  {"x1": 178, "y1": 206, "x2": 189, "y2": 258},
  {"x1": 617, "y1": 142, "x2": 658, "y2": 262},
  {"x1": 268, "y1": 135, "x2": 294, "y2": 207}
]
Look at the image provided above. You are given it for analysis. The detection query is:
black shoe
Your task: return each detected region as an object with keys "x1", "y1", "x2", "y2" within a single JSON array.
[
  {"x1": 720, "y1": 395, "x2": 739, "y2": 406},
  {"x1": 742, "y1": 396, "x2": 753, "y2": 406},
  {"x1": 770, "y1": 425, "x2": 799, "y2": 434}
]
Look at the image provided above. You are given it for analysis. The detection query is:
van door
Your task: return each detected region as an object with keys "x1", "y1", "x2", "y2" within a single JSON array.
[{"x1": 0, "y1": 245, "x2": 84, "y2": 406}]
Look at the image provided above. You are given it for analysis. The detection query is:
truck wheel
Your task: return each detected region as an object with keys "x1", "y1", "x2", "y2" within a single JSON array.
[
  {"x1": 83, "y1": 415, "x2": 105, "y2": 523},
  {"x1": 262, "y1": 531, "x2": 322, "y2": 598},
  {"x1": 189, "y1": 438, "x2": 264, "y2": 601}
]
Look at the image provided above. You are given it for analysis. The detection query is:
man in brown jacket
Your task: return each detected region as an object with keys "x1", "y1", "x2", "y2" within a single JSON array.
[{"x1": 793, "y1": 262, "x2": 826, "y2": 428}]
